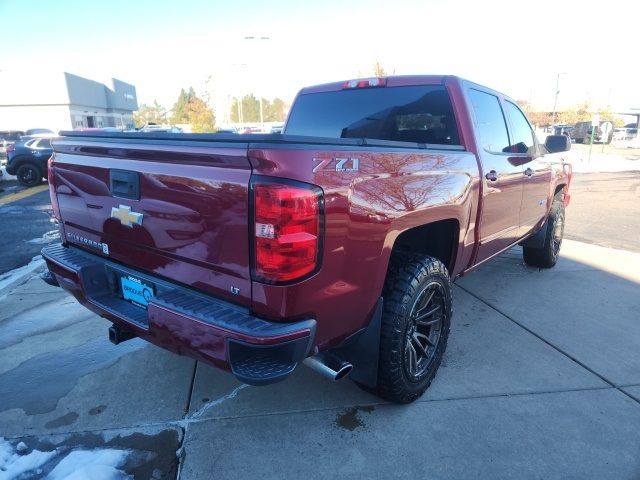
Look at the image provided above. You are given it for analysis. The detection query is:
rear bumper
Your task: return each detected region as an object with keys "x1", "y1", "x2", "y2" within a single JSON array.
[{"x1": 41, "y1": 243, "x2": 316, "y2": 385}]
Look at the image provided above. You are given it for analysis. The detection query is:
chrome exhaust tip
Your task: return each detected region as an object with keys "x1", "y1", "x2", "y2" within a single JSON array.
[{"x1": 303, "y1": 352, "x2": 353, "y2": 381}]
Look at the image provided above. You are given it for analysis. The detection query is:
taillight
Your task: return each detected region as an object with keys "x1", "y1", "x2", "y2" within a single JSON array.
[
  {"x1": 6, "y1": 144, "x2": 15, "y2": 153},
  {"x1": 342, "y1": 77, "x2": 387, "y2": 89},
  {"x1": 48, "y1": 155, "x2": 61, "y2": 220},
  {"x1": 251, "y1": 178, "x2": 323, "y2": 283}
]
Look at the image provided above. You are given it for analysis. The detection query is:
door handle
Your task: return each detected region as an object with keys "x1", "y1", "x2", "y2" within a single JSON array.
[
  {"x1": 524, "y1": 167, "x2": 533, "y2": 177},
  {"x1": 485, "y1": 170, "x2": 498, "y2": 181}
]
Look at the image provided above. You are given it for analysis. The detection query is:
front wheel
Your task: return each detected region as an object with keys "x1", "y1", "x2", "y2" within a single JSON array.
[
  {"x1": 523, "y1": 199, "x2": 565, "y2": 268},
  {"x1": 16, "y1": 163, "x2": 43, "y2": 187},
  {"x1": 376, "y1": 254, "x2": 452, "y2": 403}
]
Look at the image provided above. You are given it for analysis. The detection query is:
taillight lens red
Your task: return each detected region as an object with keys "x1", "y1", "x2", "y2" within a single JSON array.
[
  {"x1": 48, "y1": 155, "x2": 61, "y2": 220},
  {"x1": 6, "y1": 145, "x2": 15, "y2": 153},
  {"x1": 252, "y1": 179, "x2": 323, "y2": 283}
]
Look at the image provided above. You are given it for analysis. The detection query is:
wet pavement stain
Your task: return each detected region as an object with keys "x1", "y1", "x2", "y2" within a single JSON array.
[
  {"x1": 0, "y1": 336, "x2": 145, "y2": 415},
  {"x1": 89, "y1": 404, "x2": 107, "y2": 415},
  {"x1": 44, "y1": 412, "x2": 79, "y2": 429},
  {"x1": 335, "y1": 405, "x2": 375, "y2": 431}
]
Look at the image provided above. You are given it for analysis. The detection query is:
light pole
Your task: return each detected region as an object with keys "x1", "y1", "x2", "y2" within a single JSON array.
[
  {"x1": 551, "y1": 73, "x2": 566, "y2": 127},
  {"x1": 243, "y1": 36, "x2": 271, "y2": 128},
  {"x1": 231, "y1": 63, "x2": 248, "y2": 124}
]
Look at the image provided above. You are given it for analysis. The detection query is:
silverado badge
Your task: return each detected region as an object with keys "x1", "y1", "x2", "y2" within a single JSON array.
[{"x1": 111, "y1": 204, "x2": 143, "y2": 227}]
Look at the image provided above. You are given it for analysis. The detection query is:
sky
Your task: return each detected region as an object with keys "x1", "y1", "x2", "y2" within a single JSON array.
[{"x1": 1, "y1": 0, "x2": 638, "y2": 121}]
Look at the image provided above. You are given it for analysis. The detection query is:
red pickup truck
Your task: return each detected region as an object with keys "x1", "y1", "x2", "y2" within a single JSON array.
[{"x1": 42, "y1": 75, "x2": 571, "y2": 403}]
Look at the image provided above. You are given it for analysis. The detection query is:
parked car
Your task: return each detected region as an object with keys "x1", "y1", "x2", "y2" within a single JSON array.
[
  {"x1": 134, "y1": 124, "x2": 183, "y2": 134},
  {"x1": 570, "y1": 121, "x2": 613, "y2": 144},
  {"x1": 550, "y1": 124, "x2": 572, "y2": 137},
  {"x1": 74, "y1": 127, "x2": 123, "y2": 133},
  {"x1": 0, "y1": 130, "x2": 25, "y2": 162},
  {"x1": 42, "y1": 75, "x2": 571, "y2": 403},
  {"x1": 612, "y1": 127, "x2": 638, "y2": 142},
  {"x1": 5, "y1": 136, "x2": 54, "y2": 186},
  {"x1": 24, "y1": 128, "x2": 55, "y2": 136}
]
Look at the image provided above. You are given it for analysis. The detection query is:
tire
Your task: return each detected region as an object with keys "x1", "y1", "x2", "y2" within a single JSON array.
[
  {"x1": 375, "y1": 254, "x2": 452, "y2": 403},
  {"x1": 16, "y1": 163, "x2": 43, "y2": 187},
  {"x1": 574, "y1": 138, "x2": 583, "y2": 144},
  {"x1": 523, "y1": 199, "x2": 565, "y2": 268}
]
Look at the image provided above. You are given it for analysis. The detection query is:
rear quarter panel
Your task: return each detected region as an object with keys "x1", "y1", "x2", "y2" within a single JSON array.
[{"x1": 249, "y1": 146, "x2": 479, "y2": 349}]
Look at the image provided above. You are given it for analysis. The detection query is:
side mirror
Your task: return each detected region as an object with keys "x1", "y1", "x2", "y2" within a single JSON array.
[{"x1": 545, "y1": 134, "x2": 571, "y2": 153}]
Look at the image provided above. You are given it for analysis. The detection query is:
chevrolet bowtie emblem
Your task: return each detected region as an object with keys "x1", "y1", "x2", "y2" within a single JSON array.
[{"x1": 111, "y1": 204, "x2": 143, "y2": 227}]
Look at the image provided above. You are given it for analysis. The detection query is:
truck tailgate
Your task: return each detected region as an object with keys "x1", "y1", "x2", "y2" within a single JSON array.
[{"x1": 51, "y1": 138, "x2": 252, "y2": 306}]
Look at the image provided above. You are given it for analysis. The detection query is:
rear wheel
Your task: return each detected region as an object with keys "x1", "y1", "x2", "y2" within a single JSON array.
[
  {"x1": 376, "y1": 254, "x2": 452, "y2": 403},
  {"x1": 523, "y1": 199, "x2": 565, "y2": 268},
  {"x1": 16, "y1": 163, "x2": 42, "y2": 187}
]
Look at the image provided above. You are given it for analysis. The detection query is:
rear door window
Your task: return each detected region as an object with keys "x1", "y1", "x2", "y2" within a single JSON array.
[
  {"x1": 36, "y1": 138, "x2": 52, "y2": 149},
  {"x1": 285, "y1": 85, "x2": 460, "y2": 145},
  {"x1": 468, "y1": 89, "x2": 510, "y2": 153}
]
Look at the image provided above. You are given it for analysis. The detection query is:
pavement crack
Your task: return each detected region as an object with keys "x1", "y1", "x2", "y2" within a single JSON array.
[
  {"x1": 174, "y1": 424, "x2": 187, "y2": 480},
  {"x1": 188, "y1": 384, "x2": 250, "y2": 420},
  {"x1": 3, "y1": 386, "x2": 627, "y2": 443},
  {"x1": 457, "y1": 284, "x2": 640, "y2": 406},
  {"x1": 183, "y1": 361, "x2": 198, "y2": 417}
]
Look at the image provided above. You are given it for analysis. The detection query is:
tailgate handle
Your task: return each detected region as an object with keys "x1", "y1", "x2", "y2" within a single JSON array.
[{"x1": 110, "y1": 170, "x2": 140, "y2": 200}]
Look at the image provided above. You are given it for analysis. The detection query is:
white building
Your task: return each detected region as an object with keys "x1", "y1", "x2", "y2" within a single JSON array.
[{"x1": 0, "y1": 72, "x2": 137, "y2": 132}]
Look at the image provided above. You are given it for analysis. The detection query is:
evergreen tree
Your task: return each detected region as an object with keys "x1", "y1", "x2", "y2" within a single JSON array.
[{"x1": 171, "y1": 87, "x2": 197, "y2": 124}]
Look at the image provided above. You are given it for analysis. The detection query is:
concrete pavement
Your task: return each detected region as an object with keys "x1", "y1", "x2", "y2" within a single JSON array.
[
  {"x1": 0, "y1": 239, "x2": 639, "y2": 478},
  {"x1": 564, "y1": 172, "x2": 640, "y2": 253}
]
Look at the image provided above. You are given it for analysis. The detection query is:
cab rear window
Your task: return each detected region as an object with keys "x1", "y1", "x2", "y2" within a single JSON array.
[{"x1": 285, "y1": 85, "x2": 460, "y2": 146}]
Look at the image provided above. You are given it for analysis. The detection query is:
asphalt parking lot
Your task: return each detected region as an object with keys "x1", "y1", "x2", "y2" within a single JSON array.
[{"x1": 1, "y1": 171, "x2": 639, "y2": 478}]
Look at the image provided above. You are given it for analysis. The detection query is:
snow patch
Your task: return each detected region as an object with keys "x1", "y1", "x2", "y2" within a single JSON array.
[
  {"x1": 47, "y1": 449, "x2": 131, "y2": 480},
  {"x1": 0, "y1": 255, "x2": 45, "y2": 293},
  {"x1": 0, "y1": 437, "x2": 56, "y2": 480},
  {"x1": 0, "y1": 438, "x2": 132, "y2": 480},
  {"x1": 27, "y1": 230, "x2": 60, "y2": 245},
  {"x1": 0, "y1": 166, "x2": 17, "y2": 182}
]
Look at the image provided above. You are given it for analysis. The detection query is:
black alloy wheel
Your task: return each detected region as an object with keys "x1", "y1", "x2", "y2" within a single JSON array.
[
  {"x1": 551, "y1": 207, "x2": 564, "y2": 260},
  {"x1": 404, "y1": 281, "x2": 445, "y2": 382},
  {"x1": 16, "y1": 163, "x2": 42, "y2": 187}
]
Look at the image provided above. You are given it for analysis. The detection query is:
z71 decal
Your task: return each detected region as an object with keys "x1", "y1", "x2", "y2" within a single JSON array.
[{"x1": 312, "y1": 157, "x2": 360, "y2": 173}]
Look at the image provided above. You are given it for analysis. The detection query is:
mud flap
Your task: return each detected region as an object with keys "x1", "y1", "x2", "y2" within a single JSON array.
[{"x1": 335, "y1": 297, "x2": 383, "y2": 388}]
